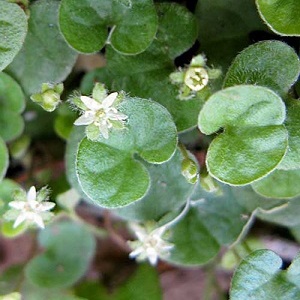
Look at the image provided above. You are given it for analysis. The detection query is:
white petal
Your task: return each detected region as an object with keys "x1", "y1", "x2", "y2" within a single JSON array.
[
  {"x1": 147, "y1": 248, "x2": 159, "y2": 265},
  {"x1": 98, "y1": 123, "x2": 109, "y2": 139},
  {"x1": 32, "y1": 214, "x2": 45, "y2": 229},
  {"x1": 107, "y1": 111, "x2": 128, "y2": 121},
  {"x1": 102, "y1": 92, "x2": 118, "y2": 108},
  {"x1": 80, "y1": 96, "x2": 102, "y2": 111},
  {"x1": 13, "y1": 213, "x2": 27, "y2": 228},
  {"x1": 37, "y1": 202, "x2": 55, "y2": 212},
  {"x1": 27, "y1": 186, "x2": 37, "y2": 202},
  {"x1": 129, "y1": 247, "x2": 144, "y2": 259},
  {"x1": 9, "y1": 201, "x2": 26, "y2": 210},
  {"x1": 74, "y1": 114, "x2": 95, "y2": 126}
]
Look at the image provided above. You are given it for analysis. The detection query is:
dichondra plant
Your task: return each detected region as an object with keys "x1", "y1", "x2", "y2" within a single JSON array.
[{"x1": 0, "y1": 0, "x2": 300, "y2": 298}]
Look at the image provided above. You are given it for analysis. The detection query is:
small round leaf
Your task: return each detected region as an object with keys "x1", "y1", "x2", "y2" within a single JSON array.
[
  {"x1": 198, "y1": 85, "x2": 288, "y2": 185},
  {"x1": 76, "y1": 97, "x2": 177, "y2": 208},
  {"x1": 252, "y1": 169, "x2": 300, "y2": 199},
  {"x1": 25, "y1": 221, "x2": 96, "y2": 289},
  {"x1": 224, "y1": 41, "x2": 300, "y2": 97},
  {"x1": 59, "y1": 0, "x2": 158, "y2": 54},
  {"x1": 230, "y1": 250, "x2": 300, "y2": 299}
]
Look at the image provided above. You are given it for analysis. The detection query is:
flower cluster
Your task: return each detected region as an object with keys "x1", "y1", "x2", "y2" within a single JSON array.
[
  {"x1": 73, "y1": 84, "x2": 128, "y2": 140},
  {"x1": 4, "y1": 186, "x2": 55, "y2": 229},
  {"x1": 128, "y1": 223, "x2": 174, "y2": 266}
]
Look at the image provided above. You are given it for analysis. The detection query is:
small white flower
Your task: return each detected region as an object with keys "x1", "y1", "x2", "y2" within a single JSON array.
[
  {"x1": 184, "y1": 67, "x2": 209, "y2": 91},
  {"x1": 128, "y1": 223, "x2": 174, "y2": 266},
  {"x1": 74, "y1": 92, "x2": 128, "y2": 139},
  {"x1": 7, "y1": 186, "x2": 55, "y2": 229}
]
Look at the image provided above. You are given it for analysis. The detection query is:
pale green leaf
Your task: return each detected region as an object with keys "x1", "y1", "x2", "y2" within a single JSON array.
[
  {"x1": 0, "y1": 72, "x2": 25, "y2": 142},
  {"x1": 0, "y1": 1, "x2": 27, "y2": 72},
  {"x1": 164, "y1": 184, "x2": 251, "y2": 266},
  {"x1": 6, "y1": 0, "x2": 77, "y2": 95},
  {"x1": 252, "y1": 169, "x2": 300, "y2": 199},
  {"x1": 230, "y1": 250, "x2": 300, "y2": 300},
  {"x1": 25, "y1": 221, "x2": 96, "y2": 288},
  {"x1": 224, "y1": 41, "x2": 300, "y2": 97},
  {"x1": 278, "y1": 98, "x2": 300, "y2": 170},
  {"x1": 256, "y1": 197, "x2": 300, "y2": 227}
]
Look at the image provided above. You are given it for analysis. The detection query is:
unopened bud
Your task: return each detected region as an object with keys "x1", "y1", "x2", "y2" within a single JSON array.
[{"x1": 31, "y1": 83, "x2": 63, "y2": 112}]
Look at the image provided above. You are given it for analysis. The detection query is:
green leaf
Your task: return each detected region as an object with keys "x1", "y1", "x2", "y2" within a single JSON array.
[
  {"x1": 198, "y1": 85, "x2": 288, "y2": 185},
  {"x1": 233, "y1": 185, "x2": 285, "y2": 213},
  {"x1": 256, "y1": 0, "x2": 300, "y2": 36},
  {"x1": 75, "y1": 264, "x2": 162, "y2": 300},
  {"x1": 0, "y1": 1, "x2": 27, "y2": 72},
  {"x1": 196, "y1": 0, "x2": 265, "y2": 68},
  {"x1": 0, "y1": 138, "x2": 8, "y2": 182},
  {"x1": 278, "y1": 98, "x2": 300, "y2": 170},
  {"x1": 59, "y1": 0, "x2": 158, "y2": 54},
  {"x1": 252, "y1": 169, "x2": 300, "y2": 199},
  {"x1": 25, "y1": 221, "x2": 96, "y2": 289},
  {"x1": 54, "y1": 103, "x2": 77, "y2": 140},
  {"x1": 0, "y1": 72, "x2": 25, "y2": 141},
  {"x1": 224, "y1": 41, "x2": 300, "y2": 97},
  {"x1": 256, "y1": 196, "x2": 300, "y2": 227},
  {"x1": 80, "y1": 3, "x2": 202, "y2": 132},
  {"x1": 75, "y1": 97, "x2": 177, "y2": 208},
  {"x1": 0, "y1": 265, "x2": 23, "y2": 295},
  {"x1": 230, "y1": 250, "x2": 300, "y2": 299},
  {"x1": 21, "y1": 280, "x2": 85, "y2": 300},
  {"x1": 6, "y1": 0, "x2": 77, "y2": 95},
  {"x1": 66, "y1": 127, "x2": 91, "y2": 201},
  {"x1": 114, "y1": 149, "x2": 194, "y2": 222},
  {"x1": 164, "y1": 184, "x2": 251, "y2": 266},
  {"x1": 0, "y1": 179, "x2": 20, "y2": 216}
]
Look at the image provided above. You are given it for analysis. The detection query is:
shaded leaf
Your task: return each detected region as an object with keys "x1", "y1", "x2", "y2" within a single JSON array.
[
  {"x1": 25, "y1": 221, "x2": 96, "y2": 288},
  {"x1": 0, "y1": 1, "x2": 27, "y2": 71},
  {"x1": 6, "y1": 0, "x2": 77, "y2": 95}
]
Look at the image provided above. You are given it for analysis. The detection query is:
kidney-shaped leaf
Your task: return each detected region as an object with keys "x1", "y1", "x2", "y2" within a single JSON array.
[
  {"x1": 59, "y1": 0, "x2": 158, "y2": 54},
  {"x1": 256, "y1": 0, "x2": 300, "y2": 36},
  {"x1": 0, "y1": 1, "x2": 27, "y2": 71},
  {"x1": 25, "y1": 221, "x2": 96, "y2": 289},
  {"x1": 75, "y1": 97, "x2": 177, "y2": 208},
  {"x1": 230, "y1": 250, "x2": 300, "y2": 300},
  {"x1": 0, "y1": 72, "x2": 25, "y2": 142},
  {"x1": 164, "y1": 184, "x2": 251, "y2": 266},
  {"x1": 224, "y1": 41, "x2": 300, "y2": 97},
  {"x1": 198, "y1": 85, "x2": 288, "y2": 185}
]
